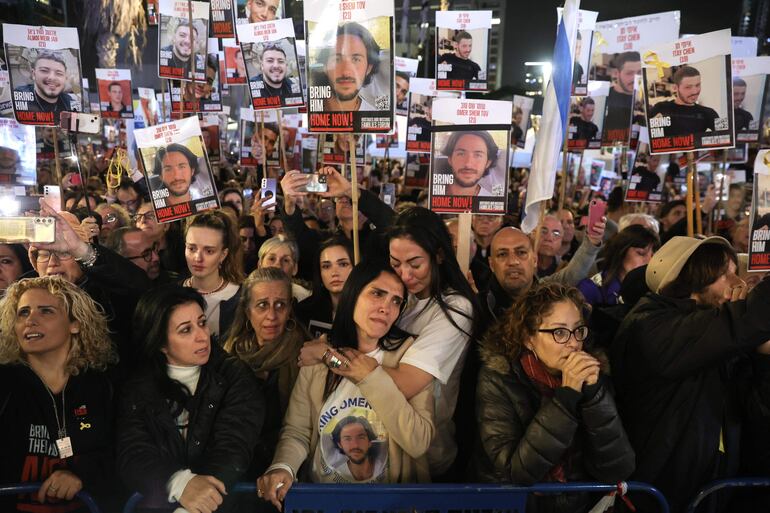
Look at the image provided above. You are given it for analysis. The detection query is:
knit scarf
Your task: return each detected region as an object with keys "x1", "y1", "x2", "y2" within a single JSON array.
[{"x1": 519, "y1": 350, "x2": 572, "y2": 483}]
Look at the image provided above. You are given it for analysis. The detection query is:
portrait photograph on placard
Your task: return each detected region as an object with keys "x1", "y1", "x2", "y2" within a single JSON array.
[
  {"x1": 732, "y1": 57, "x2": 770, "y2": 143},
  {"x1": 209, "y1": 0, "x2": 235, "y2": 38},
  {"x1": 304, "y1": 0, "x2": 394, "y2": 133},
  {"x1": 135, "y1": 116, "x2": 219, "y2": 223},
  {"x1": 169, "y1": 46, "x2": 222, "y2": 117},
  {"x1": 0, "y1": 70, "x2": 12, "y2": 116},
  {"x1": 749, "y1": 150, "x2": 770, "y2": 270},
  {"x1": 643, "y1": 29, "x2": 734, "y2": 154},
  {"x1": 237, "y1": 19, "x2": 304, "y2": 110},
  {"x1": 322, "y1": 133, "x2": 365, "y2": 166},
  {"x1": 435, "y1": 10, "x2": 490, "y2": 92},
  {"x1": 3, "y1": 23, "x2": 83, "y2": 126},
  {"x1": 95, "y1": 68, "x2": 133, "y2": 119},
  {"x1": 626, "y1": 141, "x2": 664, "y2": 202},
  {"x1": 512, "y1": 95, "x2": 534, "y2": 149},
  {"x1": 235, "y1": 0, "x2": 282, "y2": 25},
  {"x1": 405, "y1": 153, "x2": 430, "y2": 188},
  {"x1": 239, "y1": 108, "x2": 280, "y2": 167},
  {"x1": 568, "y1": 82, "x2": 608, "y2": 151},
  {"x1": 406, "y1": 78, "x2": 435, "y2": 153},
  {"x1": 200, "y1": 115, "x2": 221, "y2": 163},
  {"x1": 158, "y1": 0, "x2": 209, "y2": 81},
  {"x1": 394, "y1": 56, "x2": 418, "y2": 116}
]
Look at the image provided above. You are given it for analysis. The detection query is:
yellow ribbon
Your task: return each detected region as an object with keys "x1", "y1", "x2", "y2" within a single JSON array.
[
  {"x1": 643, "y1": 51, "x2": 671, "y2": 80},
  {"x1": 105, "y1": 148, "x2": 129, "y2": 190},
  {"x1": 763, "y1": 151, "x2": 770, "y2": 170},
  {"x1": 79, "y1": 422, "x2": 92, "y2": 431},
  {"x1": 593, "y1": 31, "x2": 607, "y2": 48}
]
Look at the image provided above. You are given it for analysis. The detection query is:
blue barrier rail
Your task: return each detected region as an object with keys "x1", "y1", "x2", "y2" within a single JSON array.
[
  {"x1": 0, "y1": 482, "x2": 102, "y2": 513},
  {"x1": 685, "y1": 477, "x2": 770, "y2": 513},
  {"x1": 123, "y1": 481, "x2": 669, "y2": 513}
]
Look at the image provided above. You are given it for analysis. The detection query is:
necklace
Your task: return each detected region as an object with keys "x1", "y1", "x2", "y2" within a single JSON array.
[
  {"x1": 187, "y1": 276, "x2": 226, "y2": 295},
  {"x1": 33, "y1": 371, "x2": 68, "y2": 439}
]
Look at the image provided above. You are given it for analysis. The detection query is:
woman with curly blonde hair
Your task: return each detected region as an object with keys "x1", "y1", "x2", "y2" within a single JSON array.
[
  {"x1": 0, "y1": 276, "x2": 118, "y2": 512},
  {"x1": 472, "y1": 282, "x2": 634, "y2": 513}
]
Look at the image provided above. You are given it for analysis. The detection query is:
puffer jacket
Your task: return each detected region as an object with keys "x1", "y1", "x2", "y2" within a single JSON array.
[
  {"x1": 116, "y1": 346, "x2": 265, "y2": 512},
  {"x1": 472, "y1": 336, "x2": 634, "y2": 513}
]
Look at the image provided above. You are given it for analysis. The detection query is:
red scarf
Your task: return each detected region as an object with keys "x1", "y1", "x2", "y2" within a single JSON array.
[{"x1": 519, "y1": 350, "x2": 570, "y2": 483}]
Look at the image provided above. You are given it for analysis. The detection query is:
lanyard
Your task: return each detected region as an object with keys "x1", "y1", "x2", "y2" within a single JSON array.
[{"x1": 35, "y1": 373, "x2": 68, "y2": 440}]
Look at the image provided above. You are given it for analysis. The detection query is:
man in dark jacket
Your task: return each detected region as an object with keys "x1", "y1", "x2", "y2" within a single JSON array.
[{"x1": 612, "y1": 235, "x2": 770, "y2": 512}]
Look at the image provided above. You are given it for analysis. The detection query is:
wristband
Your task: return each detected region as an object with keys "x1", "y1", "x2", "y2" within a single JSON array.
[{"x1": 76, "y1": 244, "x2": 98, "y2": 269}]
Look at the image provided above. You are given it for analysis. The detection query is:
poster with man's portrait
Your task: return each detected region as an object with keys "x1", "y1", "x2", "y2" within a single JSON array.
[
  {"x1": 512, "y1": 95, "x2": 534, "y2": 149},
  {"x1": 394, "y1": 56, "x2": 418, "y2": 116},
  {"x1": 200, "y1": 114, "x2": 222, "y2": 163},
  {"x1": 169, "y1": 41, "x2": 222, "y2": 117},
  {"x1": 626, "y1": 141, "x2": 664, "y2": 202},
  {"x1": 239, "y1": 107, "x2": 280, "y2": 167},
  {"x1": 642, "y1": 29, "x2": 734, "y2": 155},
  {"x1": 235, "y1": 0, "x2": 283, "y2": 26},
  {"x1": 322, "y1": 133, "x2": 365, "y2": 166},
  {"x1": 406, "y1": 78, "x2": 435, "y2": 153},
  {"x1": 135, "y1": 116, "x2": 219, "y2": 223},
  {"x1": 0, "y1": 118, "x2": 36, "y2": 186},
  {"x1": 731, "y1": 57, "x2": 770, "y2": 143},
  {"x1": 435, "y1": 11, "x2": 490, "y2": 92},
  {"x1": 209, "y1": 0, "x2": 236, "y2": 38},
  {"x1": 557, "y1": 8, "x2": 597, "y2": 96},
  {"x1": 748, "y1": 149, "x2": 770, "y2": 270},
  {"x1": 223, "y1": 38, "x2": 248, "y2": 85},
  {"x1": 3, "y1": 24, "x2": 83, "y2": 126},
  {"x1": 95, "y1": 68, "x2": 133, "y2": 119},
  {"x1": 592, "y1": 11, "x2": 680, "y2": 146},
  {"x1": 305, "y1": 0, "x2": 395, "y2": 133},
  {"x1": 158, "y1": 0, "x2": 210, "y2": 81},
  {"x1": 0, "y1": 70, "x2": 12, "y2": 116},
  {"x1": 429, "y1": 98, "x2": 511, "y2": 214},
  {"x1": 568, "y1": 81, "x2": 608, "y2": 151},
  {"x1": 405, "y1": 153, "x2": 430, "y2": 188},
  {"x1": 237, "y1": 19, "x2": 304, "y2": 110}
]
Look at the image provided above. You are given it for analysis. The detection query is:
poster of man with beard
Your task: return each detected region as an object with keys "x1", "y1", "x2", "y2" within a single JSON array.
[
  {"x1": 3, "y1": 24, "x2": 83, "y2": 126},
  {"x1": 169, "y1": 41, "x2": 222, "y2": 117},
  {"x1": 158, "y1": 0, "x2": 210, "y2": 81},
  {"x1": 429, "y1": 97, "x2": 511, "y2": 214},
  {"x1": 435, "y1": 10, "x2": 491, "y2": 92},
  {"x1": 731, "y1": 56, "x2": 770, "y2": 143},
  {"x1": 394, "y1": 56, "x2": 418, "y2": 116}
]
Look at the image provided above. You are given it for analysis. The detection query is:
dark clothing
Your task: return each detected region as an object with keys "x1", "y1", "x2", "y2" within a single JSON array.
[
  {"x1": 603, "y1": 88, "x2": 633, "y2": 144},
  {"x1": 478, "y1": 273, "x2": 516, "y2": 322},
  {"x1": 611, "y1": 280, "x2": 770, "y2": 512},
  {"x1": 160, "y1": 44, "x2": 193, "y2": 75},
  {"x1": 511, "y1": 124, "x2": 523, "y2": 147},
  {"x1": 408, "y1": 116, "x2": 431, "y2": 145},
  {"x1": 14, "y1": 83, "x2": 76, "y2": 113},
  {"x1": 438, "y1": 53, "x2": 481, "y2": 82},
  {"x1": 572, "y1": 62, "x2": 584, "y2": 88},
  {"x1": 735, "y1": 107, "x2": 753, "y2": 131},
  {"x1": 250, "y1": 74, "x2": 298, "y2": 98},
  {"x1": 295, "y1": 293, "x2": 334, "y2": 338},
  {"x1": 569, "y1": 116, "x2": 598, "y2": 142},
  {"x1": 0, "y1": 366, "x2": 116, "y2": 513},
  {"x1": 631, "y1": 166, "x2": 661, "y2": 193},
  {"x1": 105, "y1": 102, "x2": 130, "y2": 114},
  {"x1": 648, "y1": 100, "x2": 719, "y2": 136},
  {"x1": 117, "y1": 346, "x2": 264, "y2": 512},
  {"x1": 473, "y1": 339, "x2": 634, "y2": 513}
]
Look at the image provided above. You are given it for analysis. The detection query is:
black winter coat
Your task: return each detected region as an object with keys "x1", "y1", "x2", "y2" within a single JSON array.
[
  {"x1": 473, "y1": 339, "x2": 634, "y2": 513},
  {"x1": 116, "y1": 347, "x2": 264, "y2": 511},
  {"x1": 611, "y1": 278, "x2": 770, "y2": 513}
]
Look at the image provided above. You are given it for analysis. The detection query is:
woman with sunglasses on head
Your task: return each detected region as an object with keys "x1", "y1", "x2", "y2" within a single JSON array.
[
  {"x1": 256, "y1": 260, "x2": 434, "y2": 510},
  {"x1": 473, "y1": 283, "x2": 633, "y2": 512},
  {"x1": 183, "y1": 210, "x2": 244, "y2": 342}
]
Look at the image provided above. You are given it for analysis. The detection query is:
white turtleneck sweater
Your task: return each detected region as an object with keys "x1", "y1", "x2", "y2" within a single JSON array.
[{"x1": 165, "y1": 364, "x2": 201, "y2": 510}]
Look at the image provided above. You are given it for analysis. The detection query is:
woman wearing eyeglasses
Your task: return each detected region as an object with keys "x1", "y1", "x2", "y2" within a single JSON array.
[{"x1": 473, "y1": 283, "x2": 634, "y2": 512}]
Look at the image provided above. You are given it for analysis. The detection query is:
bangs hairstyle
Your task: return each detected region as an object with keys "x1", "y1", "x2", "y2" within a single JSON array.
[
  {"x1": 223, "y1": 267, "x2": 293, "y2": 355},
  {"x1": 0, "y1": 277, "x2": 116, "y2": 375},
  {"x1": 660, "y1": 242, "x2": 738, "y2": 299},
  {"x1": 484, "y1": 282, "x2": 587, "y2": 362},
  {"x1": 387, "y1": 207, "x2": 480, "y2": 340},
  {"x1": 598, "y1": 225, "x2": 660, "y2": 289},
  {"x1": 185, "y1": 209, "x2": 245, "y2": 284}
]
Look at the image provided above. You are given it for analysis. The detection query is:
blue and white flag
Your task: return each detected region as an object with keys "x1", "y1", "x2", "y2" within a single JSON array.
[{"x1": 521, "y1": 0, "x2": 580, "y2": 233}]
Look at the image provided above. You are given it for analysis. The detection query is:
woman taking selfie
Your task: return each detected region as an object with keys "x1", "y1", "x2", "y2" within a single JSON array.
[
  {"x1": 117, "y1": 284, "x2": 263, "y2": 512},
  {"x1": 183, "y1": 211, "x2": 244, "y2": 341},
  {"x1": 473, "y1": 283, "x2": 634, "y2": 512},
  {"x1": 257, "y1": 261, "x2": 435, "y2": 510},
  {"x1": 0, "y1": 277, "x2": 117, "y2": 512}
]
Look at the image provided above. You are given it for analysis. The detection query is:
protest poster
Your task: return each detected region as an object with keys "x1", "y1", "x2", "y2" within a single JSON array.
[
  {"x1": 299, "y1": 128, "x2": 319, "y2": 173},
  {"x1": 731, "y1": 56, "x2": 770, "y2": 143},
  {"x1": 223, "y1": 38, "x2": 248, "y2": 85},
  {"x1": 322, "y1": 133, "x2": 365, "y2": 166},
  {"x1": 406, "y1": 78, "x2": 435, "y2": 153},
  {"x1": 512, "y1": 95, "x2": 534, "y2": 149},
  {"x1": 209, "y1": 0, "x2": 236, "y2": 38},
  {"x1": 169, "y1": 40, "x2": 222, "y2": 116},
  {"x1": 158, "y1": 0, "x2": 209, "y2": 81},
  {"x1": 200, "y1": 114, "x2": 221, "y2": 163},
  {"x1": 0, "y1": 70, "x2": 12, "y2": 116},
  {"x1": 235, "y1": 0, "x2": 282, "y2": 25},
  {"x1": 435, "y1": 10, "x2": 490, "y2": 92},
  {"x1": 237, "y1": 18, "x2": 304, "y2": 110},
  {"x1": 239, "y1": 107, "x2": 279, "y2": 167},
  {"x1": 395, "y1": 56, "x2": 418, "y2": 116},
  {"x1": 405, "y1": 153, "x2": 430, "y2": 188},
  {"x1": 732, "y1": 37, "x2": 758, "y2": 58},
  {"x1": 137, "y1": 87, "x2": 159, "y2": 127},
  {"x1": 568, "y1": 81, "x2": 609, "y2": 151},
  {"x1": 304, "y1": 0, "x2": 394, "y2": 133},
  {"x1": 95, "y1": 68, "x2": 133, "y2": 119},
  {"x1": 3, "y1": 24, "x2": 83, "y2": 126},
  {"x1": 429, "y1": 97, "x2": 511, "y2": 214},
  {"x1": 749, "y1": 149, "x2": 770, "y2": 270},
  {"x1": 135, "y1": 116, "x2": 219, "y2": 223},
  {"x1": 557, "y1": 8, "x2": 598, "y2": 96},
  {"x1": 642, "y1": 29, "x2": 734, "y2": 154},
  {"x1": 591, "y1": 11, "x2": 680, "y2": 146},
  {"x1": 0, "y1": 118, "x2": 36, "y2": 186},
  {"x1": 626, "y1": 141, "x2": 664, "y2": 202}
]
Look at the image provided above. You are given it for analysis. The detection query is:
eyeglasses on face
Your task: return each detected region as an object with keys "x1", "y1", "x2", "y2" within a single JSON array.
[
  {"x1": 540, "y1": 227, "x2": 562, "y2": 238},
  {"x1": 133, "y1": 211, "x2": 157, "y2": 223},
  {"x1": 35, "y1": 250, "x2": 74, "y2": 263},
  {"x1": 537, "y1": 325, "x2": 589, "y2": 344},
  {"x1": 126, "y1": 243, "x2": 160, "y2": 262}
]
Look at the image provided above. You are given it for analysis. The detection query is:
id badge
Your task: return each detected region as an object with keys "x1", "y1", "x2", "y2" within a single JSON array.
[{"x1": 56, "y1": 437, "x2": 73, "y2": 459}]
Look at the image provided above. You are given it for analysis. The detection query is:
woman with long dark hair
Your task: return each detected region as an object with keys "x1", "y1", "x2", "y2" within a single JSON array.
[
  {"x1": 256, "y1": 261, "x2": 434, "y2": 510},
  {"x1": 0, "y1": 243, "x2": 33, "y2": 294},
  {"x1": 117, "y1": 284, "x2": 263, "y2": 512},
  {"x1": 295, "y1": 236, "x2": 354, "y2": 337}
]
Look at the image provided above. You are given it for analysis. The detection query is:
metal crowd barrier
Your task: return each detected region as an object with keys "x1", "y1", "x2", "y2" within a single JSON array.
[
  {"x1": 123, "y1": 481, "x2": 669, "y2": 513},
  {"x1": 685, "y1": 477, "x2": 770, "y2": 513},
  {"x1": 0, "y1": 482, "x2": 102, "y2": 513}
]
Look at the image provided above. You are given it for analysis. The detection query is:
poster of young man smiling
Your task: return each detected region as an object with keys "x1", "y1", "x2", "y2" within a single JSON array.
[
  {"x1": 642, "y1": 29, "x2": 734, "y2": 154},
  {"x1": 3, "y1": 23, "x2": 83, "y2": 126},
  {"x1": 435, "y1": 10, "x2": 491, "y2": 92},
  {"x1": 237, "y1": 18, "x2": 304, "y2": 110},
  {"x1": 429, "y1": 97, "x2": 511, "y2": 214},
  {"x1": 135, "y1": 116, "x2": 219, "y2": 223},
  {"x1": 304, "y1": 0, "x2": 394, "y2": 133},
  {"x1": 158, "y1": 0, "x2": 210, "y2": 81}
]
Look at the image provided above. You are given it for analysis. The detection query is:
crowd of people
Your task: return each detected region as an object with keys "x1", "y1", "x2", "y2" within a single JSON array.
[{"x1": 1, "y1": 158, "x2": 769, "y2": 513}]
